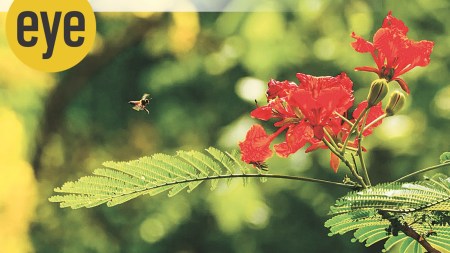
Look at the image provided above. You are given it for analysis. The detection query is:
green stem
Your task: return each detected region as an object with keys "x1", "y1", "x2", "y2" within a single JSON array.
[
  {"x1": 341, "y1": 107, "x2": 369, "y2": 154},
  {"x1": 393, "y1": 163, "x2": 450, "y2": 182},
  {"x1": 323, "y1": 138, "x2": 366, "y2": 188},
  {"x1": 148, "y1": 173, "x2": 357, "y2": 189},
  {"x1": 337, "y1": 143, "x2": 358, "y2": 152},
  {"x1": 357, "y1": 112, "x2": 371, "y2": 187},
  {"x1": 362, "y1": 113, "x2": 387, "y2": 132},
  {"x1": 323, "y1": 127, "x2": 339, "y2": 150},
  {"x1": 334, "y1": 111, "x2": 354, "y2": 126},
  {"x1": 351, "y1": 153, "x2": 359, "y2": 174}
]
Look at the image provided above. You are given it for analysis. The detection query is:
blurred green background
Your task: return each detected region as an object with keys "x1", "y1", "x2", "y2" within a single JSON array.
[{"x1": 0, "y1": 0, "x2": 449, "y2": 252}]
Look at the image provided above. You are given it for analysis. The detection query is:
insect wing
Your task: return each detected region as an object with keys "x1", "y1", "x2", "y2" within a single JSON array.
[{"x1": 132, "y1": 105, "x2": 142, "y2": 111}]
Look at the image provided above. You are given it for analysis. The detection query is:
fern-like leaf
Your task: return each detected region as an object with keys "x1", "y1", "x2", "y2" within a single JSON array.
[
  {"x1": 49, "y1": 147, "x2": 253, "y2": 209},
  {"x1": 326, "y1": 174, "x2": 450, "y2": 253}
]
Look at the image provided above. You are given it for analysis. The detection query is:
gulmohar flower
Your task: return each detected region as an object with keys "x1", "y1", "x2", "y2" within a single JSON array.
[
  {"x1": 240, "y1": 73, "x2": 386, "y2": 172},
  {"x1": 351, "y1": 11, "x2": 434, "y2": 94},
  {"x1": 240, "y1": 73, "x2": 353, "y2": 171}
]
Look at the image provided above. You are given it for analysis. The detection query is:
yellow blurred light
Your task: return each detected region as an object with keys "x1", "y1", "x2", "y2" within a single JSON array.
[
  {"x1": 242, "y1": 12, "x2": 284, "y2": 41},
  {"x1": 297, "y1": 0, "x2": 324, "y2": 20},
  {"x1": 140, "y1": 217, "x2": 166, "y2": 243},
  {"x1": 218, "y1": 116, "x2": 257, "y2": 149},
  {"x1": 235, "y1": 77, "x2": 267, "y2": 103},
  {"x1": 169, "y1": 12, "x2": 199, "y2": 54},
  {"x1": 378, "y1": 115, "x2": 415, "y2": 139},
  {"x1": 313, "y1": 37, "x2": 337, "y2": 61},
  {"x1": 433, "y1": 85, "x2": 450, "y2": 119},
  {"x1": 245, "y1": 202, "x2": 270, "y2": 229},
  {"x1": 348, "y1": 12, "x2": 373, "y2": 35},
  {"x1": 0, "y1": 161, "x2": 36, "y2": 253},
  {"x1": 207, "y1": 181, "x2": 270, "y2": 233},
  {"x1": 0, "y1": 108, "x2": 37, "y2": 253},
  {"x1": 0, "y1": 108, "x2": 25, "y2": 160}
]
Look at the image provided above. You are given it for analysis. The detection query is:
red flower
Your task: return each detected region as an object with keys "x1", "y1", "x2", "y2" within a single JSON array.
[
  {"x1": 240, "y1": 73, "x2": 356, "y2": 172},
  {"x1": 351, "y1": 11, "x2": 434, "y2": 94},
  {"x1": 277, "y1": 73, "x2": 354, "y2": 157},
  {"x1": 239, "y1": 124, "x2": 286, "y2": 164}
]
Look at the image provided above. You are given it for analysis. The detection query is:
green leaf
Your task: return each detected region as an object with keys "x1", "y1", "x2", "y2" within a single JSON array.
[
  {"x1": 440, "y1": 152, "x2": 450, "y2": 164},
  {"x1": 49, "y1": 147, "x2": 252, "y2": 208},
  {"x1": 325, "y1": 174, "x2": 450, "y2": 253}
]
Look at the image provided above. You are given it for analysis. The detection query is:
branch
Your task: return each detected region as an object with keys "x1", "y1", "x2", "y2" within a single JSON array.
[
  {"x1": 148, "y1": 173, "x2": 357, "y2": 190},
  {"x1": 393, "y1": 163, "x2": 450, "y2": 182},
  {"x1": 399, "y1": 224, "x2": 441, "y2": 253},
  {"x1": 379, "y1": 210, "x2": 442, "y2": 253}
]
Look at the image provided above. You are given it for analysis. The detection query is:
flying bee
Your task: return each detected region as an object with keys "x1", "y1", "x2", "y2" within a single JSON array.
[{"x1": 128, "y1": 93, "x2": 151, "y2": 114}]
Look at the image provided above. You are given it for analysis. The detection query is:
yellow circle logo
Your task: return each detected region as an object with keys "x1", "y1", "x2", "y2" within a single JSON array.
[{"x1": 5, "y1": 0, "x2": 96, "y2": 72}]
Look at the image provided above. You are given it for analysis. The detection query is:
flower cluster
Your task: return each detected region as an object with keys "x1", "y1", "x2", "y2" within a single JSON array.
[
  {"x1": 239, "y1": 73, "x2": 383, "y2": 172},
  {"x1": 239, "y1": 11, "x2": 434, "y2": 172}
]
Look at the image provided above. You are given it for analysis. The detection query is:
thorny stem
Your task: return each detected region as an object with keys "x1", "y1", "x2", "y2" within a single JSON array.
[
  {"x1": 393, "y1": 163, "x2": 450, "y2": 182},
  {"x1": 357, "y1": 111, "x2": 371, "y2": 187},
  {"x1": 323, "y1": 138, "x2": 367, "y2": 189},
  {"x1": 340, "y1": 107, "x2": 369, "y2": 154}
]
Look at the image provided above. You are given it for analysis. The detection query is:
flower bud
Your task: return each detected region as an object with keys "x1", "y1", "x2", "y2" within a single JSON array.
[
  {"x1": 367, "y1": 79, "x2": 388, "y2": 107},
  {"x1": 385, "y1": 91, "x2": 406, "y2": 116}
]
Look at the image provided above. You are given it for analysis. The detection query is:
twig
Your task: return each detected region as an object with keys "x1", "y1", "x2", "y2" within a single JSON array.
[
  {"x1": 393, "y1": 163, "x2": 450, "y2": 182},
  {"x1": 357, "y1": 111, "x2": 371, "y2": 187},
  {"x1": 340, "y1": 107, "x2": 369, "y2": 154},
  {"x1": 323, "y1": 139, "x2": 367, "y2": 188}
]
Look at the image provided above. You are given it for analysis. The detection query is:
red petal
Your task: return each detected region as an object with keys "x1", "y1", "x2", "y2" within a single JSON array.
[
  {"x1": 373, "y1": 28, "x2": 403, "y2": 66},
  {"x1": 291, "y1": 73, "x2": 354, "y2": 124},
  {"x1": 296, "y1": 72, "x2": 353, "y2": 93},
  {"x1": 274, "y1": 122, "x2": 313, "y2": 157},
  {"x1": 354, "y1": 66, "x2": 380, "y2": 74},
  {"x1": 251, "y1": 106, "x2": 273, "y2": 121},
  {"x1": 394, "y1": 40, "x2": 434, "y2": 78},
  {"x1": 267, "y1": 79, "x2": 297, "y2": 99},
  {"x1": 239, "y1": 125, "x2": 274, "y2": 164},
  {"x1": 410, "y1": 40, "x2": 434, "y2": 67},
  {"x1": 382, "y1": 11, "x2": 408, "y2": 34},
  {"x1": 305, "y1": 139, "x2": 326, "y2": 153},
  {"x1": 394, "y1": 78, "x2": 410, "y2": 94},
  {"x1": 330, "y1": 152, "x2": 340, "y2": 173},
  {"x1": 351, "y1": 32, "x2": 375, "y2": 53},
  {"x1": 352, "y1": 100, "x2": 368, "y2": 119},
  {"x1": 363, "y1": 102, "x2": 384, "y2": 136}
]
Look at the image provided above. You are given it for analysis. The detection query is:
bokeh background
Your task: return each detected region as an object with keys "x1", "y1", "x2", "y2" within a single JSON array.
[{"x1": 1, "y1": 0, "x2": 449, "y2": 252}]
